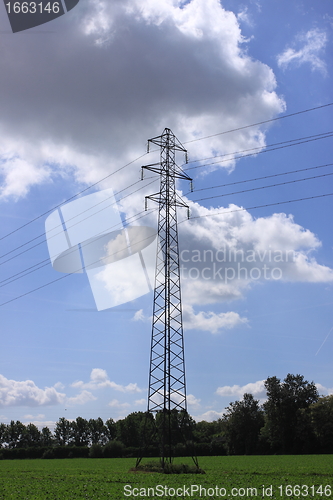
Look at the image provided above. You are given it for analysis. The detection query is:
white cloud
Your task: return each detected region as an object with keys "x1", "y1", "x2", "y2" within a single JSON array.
[
  {"x1": 134, "y1": 398, "x2": 146, "y2": 406},
  {"x1": 67, "y1": 390, "x2": 97, "y2": 405},
  {"x1": 0, "y1": 374, "x2": 66, "y2": 407},
  {"x1": 108, "y1": 399, "x2": 131, "y2": 409},
  {"x1": 193, "y1": 409, "x2": 225, "y2": 422},
  {"x1": 23, "y1": 413, "x2": 45, "y2": 420},
  {"x1": 54, "y1": 382, "x2": 65, "y2": 390},
  {"x1": 71, "y1": 368, "x2": 142, "y2": 393},
  {"x1": 178, "y1": 202, "x2": 333, "y2": 306},
  {"x1": 0, "y1": 0, "x2": 284, "y2": 200},
  {"x1": 183, "y1": 304, "x2": 248, "y2": 333},
  {"x1": 187, "y1": 393, "x2": 201, "y2": 409},
  {"x1": 133, "y1": 309, "x2": 146, "y2": 322},
  {"x1": 237, "y1": 7, "x2": 253, "y2": 27},
  {"x1": 277, "y1": 29, "x2": 327, "y2": 74},
  {"x1": 315, "y1": 383, "x2": 333, "y2": 396},
  {"x1": 216, "y1": 380, "x2": 266, "y2": 399},
  {"x1": 22, "y1": 419, "x2": 58, "y2": 432}
]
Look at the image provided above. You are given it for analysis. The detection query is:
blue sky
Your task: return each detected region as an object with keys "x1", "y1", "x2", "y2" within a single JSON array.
[{"x1": 0, "y1": 0, "x2": 332, "y2": 429}]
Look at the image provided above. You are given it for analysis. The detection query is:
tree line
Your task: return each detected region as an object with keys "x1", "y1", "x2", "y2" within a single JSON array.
[{"x1": 0, "y1": 374, "x2": 332, "y2": 459}]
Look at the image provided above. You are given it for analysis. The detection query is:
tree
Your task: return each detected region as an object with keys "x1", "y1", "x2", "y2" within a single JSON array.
[
  {"x1": 105, "y1": 418, "x2": 117, "y2": 441},
  {"x1": 54, "y1": 417, "x2": 71, "y2": 446},
  {"x1": 5, "y1": 421, "x2": 26, "y2": 448},
  {"x1": 70, "y1": 417, "x2": 90, "y2": 447},
  {"x1": 89, "y1": 418, "x2": 107, "y2": 445},
  {"x1": 24, "y1": 423, "x2": 42, "y2": 448},
  {"x1": 263, "y1": 374, "x2": 318, "y2": 453},
  {"x1": 194, "y1": 420, "x2": 220, "y2": 443},
  {"x1": 309, "y1": 395, "x2": 333, "y2": 453},
  {"x1": 223, "y1": 393, "x2": 264, "y2": 455},
  {"x1": 0, "y1": 423, "x2": 7, "y2": 448},
  {"x1": 41, "y1": 426, "x2": 54, "y2": 447},
  {"x1": 116, "y1": 412, "x2": 146, "y2": 447}
]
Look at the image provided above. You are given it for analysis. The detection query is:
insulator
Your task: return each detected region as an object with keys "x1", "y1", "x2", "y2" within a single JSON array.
[
  {"x1": 141, "y1": 168, "x2": 144, "y2": 181},
  {"x1": 187, "y1": 207, "x2": 190, "y2": 219},
  {"x1": 145, "y1": 197, "x2": 148, "y2": 211},
  {"x1": 190, "y1": 180, "x2": 193, "y2": 192}
]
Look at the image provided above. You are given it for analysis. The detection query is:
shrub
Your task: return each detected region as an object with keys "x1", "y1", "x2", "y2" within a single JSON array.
[
  {"x1": 89, "y1": 444, "x2": 103, "y2": 458},
  {"x1": 42, "y1": 449, "x2": 55, "y2": 459},
  {"x1": 103, "y1": 440, "x2": 125, "y2": 458}
]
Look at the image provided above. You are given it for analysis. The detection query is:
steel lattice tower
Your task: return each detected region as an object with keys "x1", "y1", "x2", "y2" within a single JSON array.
[{"x1": 139, "y1": 128, "x2": 196, "y2": 467}]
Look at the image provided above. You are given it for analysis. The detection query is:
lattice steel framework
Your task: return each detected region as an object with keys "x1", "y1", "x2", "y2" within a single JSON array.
[{"x1": 141, "y1": 128, "x2": 193, "y2": 466}]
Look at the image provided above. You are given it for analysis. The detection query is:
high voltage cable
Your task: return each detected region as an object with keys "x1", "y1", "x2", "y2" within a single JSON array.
[
  {"x1": 0, "y1": 208, "x2": 157, "y2": 289},
  {"x1": 0, "y1": 152, "x2": 150, "y2": 242},
  {"x1": 184, "y1": 132, "x2": 333, "y2": 171},
  {"x1": 1, "y1": 102, "x2": 332, "y2": 242},
  {"x1": 0, "y1": 208, "x2": 150, "y2": 286},
  {"x1": 4, "y1": 130, "x2": 331, "y2": 262},
  {"x1": 0, "y1": 177, "x2": 159, "y2": 264},
  {"x1": 2, "y1": 162, "x2": 331, "y2": 287},
  {"x1": 182, "y1": 102, "x2": 333, "y2": 145},
  {"x1": 0, "y1": 201, "x2": 160, "y2": 286},
  {"x1": 0, "y1": 208, "x2": 158, "y2": 306},
  {"x1": 179, "y1": 192, "x2": 333, "y2": 224},
  {"x1": 185, "y1": 131, "x2": 333, "y2": 165},
  {"x1": 1, "y1": 191, "x2": 332, "y2": 307},
  {"x1": 185, "y1": 162, "x2": 333, "y2": 195},
  {"x1": 191, "y1": 171, "x2": 333, "y2": 204},
  {"x1": 0, "y1": 176, "x2": 154, "y2": 259},
  {"x1": 2, "y1": 163, "x2": 332, "y2": 280}
]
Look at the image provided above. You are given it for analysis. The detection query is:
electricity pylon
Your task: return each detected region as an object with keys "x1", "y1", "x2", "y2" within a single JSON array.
[{"x1": 137, "y1": 128, "x2": 198, "y2": 469}]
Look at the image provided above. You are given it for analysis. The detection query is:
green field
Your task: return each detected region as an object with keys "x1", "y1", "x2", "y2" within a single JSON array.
[{"x1": 0, "y1": 455, "x2": 332, "y2": 499}]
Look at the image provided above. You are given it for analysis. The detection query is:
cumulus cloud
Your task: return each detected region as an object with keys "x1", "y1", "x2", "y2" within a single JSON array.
[
  {"x1": 193, "y1": 409, "x2": 226, "y2": 422},
  {"x1": 0, "y1": 0, "x2": 284, "y2": 200},
  {"x1": 134, "y1": 398, "x2": 146, "y2": 406},
  {"x1": 277, "y1": 29, "x2": 327, "y2": 74},
  {"x1": 133, "y1": 309, "x2": 146, "y2": 322},
  {"x1": 0, "y1": 374, "x2": 66, "y2": 407},
  {"x1": 187, "y1": 393, "x2": 201, "y2": 409},
  {"x1": 216, "y1": 380, "x2": 266, "y2": 399},
  {"x1": 177, "y1": 201, "x2": 333, "y2": 306},
  {"x1": 126, "y1": 199, "x2": 333, "y2": 332},
  {"x1": 22, "y1": 418, "x2": 58, "y2": 432},
  {"x1": 316, "y1": 383, "x2": 333, "y2": 396},
  {"x1": 71, "y1": 368, "x2": 142, "y2": 393},
  {"x1": 67, "y1": 390, "x2": 97, "y2": 405},
  {"x1": 108, "y1": 399, "x2": 131, "y2": 409},
  {"x1": 237, "y1": 7, "x2": 253, "y2": 27},
  {"x1": 183, "y1": 304, "x2": 248, "y2": 333}
]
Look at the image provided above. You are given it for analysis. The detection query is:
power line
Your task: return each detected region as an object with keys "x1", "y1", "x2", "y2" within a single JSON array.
[
  {"x1": 191, "y1": 171, "x2": 333, "y2": 204},
  {"x1": 0, "y1": 207, "x2": 158, "y2": 289},
  {"x1": 185, "y1": 132, "x2": 333, "y2": 165},
  {"x1": 3, "y1": 163, "x2": 331, "y2": 287},
  {"x1": 4, "y1": 160, "x2": 332, "y2": 290},
  {"x1": 1, "y1": 190, "x2": 332, "y2": 307},
  {"x1": 0, "y1": 152, "x2": 149, "y2": 242},
  {"x1": 185, "y1": 162, "x2": 333, "y2": 195},
  {"x1": 184, "y1": 132, "x2": 333, "y2": 171},
  {"x1": 182, "y1": 102, "x2": 333, "y2": 145},
  {"x1": 180, "y1": 192, "x2": 333, "y2": 223},
  {"x1": 0, "y1": 208, "x2": 158, "y2": 306},
  {"x1": 2, "y1": 101, "x2": 332, "y2": 242},
  {"x1": 6, "y1": 129, "x2": 328, "y2": 262},
  {"x1": 0, "y1": 177, "x2": 159, "y2": 265}
]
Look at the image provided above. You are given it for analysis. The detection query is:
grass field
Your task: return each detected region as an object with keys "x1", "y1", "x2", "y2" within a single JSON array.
[{"x1": 0, "y1": 455, "x2": 332, "y2": 499}]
